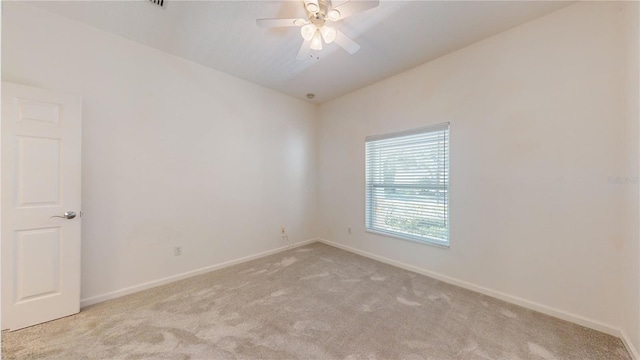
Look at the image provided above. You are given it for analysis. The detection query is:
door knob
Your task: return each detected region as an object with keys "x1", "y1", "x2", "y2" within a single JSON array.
[{"x1": 51, "y1": 211, "x2": 76, "y2": 219}]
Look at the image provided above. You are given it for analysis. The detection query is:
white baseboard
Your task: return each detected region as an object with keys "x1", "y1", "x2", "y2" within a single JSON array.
[
  {"x1": 80, "y1": 238, "x2": 317, "y2": 308},
  {"x1": 317, "y1": 238, "x2": 621, "y2": 338},
  {"x1": 620, "y1": 330, "x2": 640, "y2": 360}
]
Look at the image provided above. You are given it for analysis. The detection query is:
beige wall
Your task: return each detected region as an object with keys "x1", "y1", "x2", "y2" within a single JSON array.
[
  {"x1": 2, "y1": 3, "x2": 318, "y2": 304},
  {"x1": 317, "y1": 1, "x2": 635, "y2": 341}
]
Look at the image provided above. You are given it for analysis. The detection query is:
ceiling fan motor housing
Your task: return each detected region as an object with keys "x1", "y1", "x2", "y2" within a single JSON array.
[{"x1": 310, "y1": 14, "x2": 326, "y2": 27}]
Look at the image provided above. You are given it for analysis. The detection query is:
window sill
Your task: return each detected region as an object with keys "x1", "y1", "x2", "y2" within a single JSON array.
[{"x1": 365, "y1": 229, "x2": 450, "y2": 249}]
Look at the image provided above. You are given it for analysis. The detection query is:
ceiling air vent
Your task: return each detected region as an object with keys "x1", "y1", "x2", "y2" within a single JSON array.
[{"x1": 149, "y1": 0, "x2": 165, "y2": 7}]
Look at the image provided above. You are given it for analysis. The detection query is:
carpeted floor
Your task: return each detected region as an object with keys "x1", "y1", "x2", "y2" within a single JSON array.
[{"x1": 2, "y1": 242, "x2": 631, "y2": 359}]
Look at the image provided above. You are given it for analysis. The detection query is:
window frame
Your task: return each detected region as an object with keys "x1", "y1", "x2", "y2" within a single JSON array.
[{"x1": 364, "y1": 122, "x2": 450, "y2": 248}]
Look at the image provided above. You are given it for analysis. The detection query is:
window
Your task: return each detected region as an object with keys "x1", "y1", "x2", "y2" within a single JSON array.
[{"x1": 365, "y1": 123, "x2": 450, "y2": 247}]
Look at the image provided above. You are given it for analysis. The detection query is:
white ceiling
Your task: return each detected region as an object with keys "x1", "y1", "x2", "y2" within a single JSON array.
[{"x1": 30, "y1": 0, "x2": 572, "y2": 104}]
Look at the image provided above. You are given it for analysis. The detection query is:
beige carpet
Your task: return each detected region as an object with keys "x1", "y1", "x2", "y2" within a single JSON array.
[{"x1": 2, "y1": 242, "x2": 631, "y2": 359}]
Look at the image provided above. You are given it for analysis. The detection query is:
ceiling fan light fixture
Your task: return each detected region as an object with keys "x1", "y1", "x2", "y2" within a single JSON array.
[
  {"x1": 256, "y1": 0, "x2": 380, "y2": 59},
  {"x1": 301, "y1": 24, "x2": 316, "y2": 41},
  {"x1": 320, "y1": 26, "x2": 337, "y2": 44},
  {"x1": 310, "y1": 30, "x2": 323, "y2": 50},
  {"x1": 306, "y1": 2, "x2": 319, "y2": 13}
]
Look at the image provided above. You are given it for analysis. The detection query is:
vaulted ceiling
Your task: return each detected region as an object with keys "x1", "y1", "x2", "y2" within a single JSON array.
[{"x1": 30, "y1": 1, "x2": 572, "y2": 104}]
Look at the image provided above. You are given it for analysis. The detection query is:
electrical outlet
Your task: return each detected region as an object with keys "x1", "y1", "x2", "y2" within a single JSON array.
[
  {"x1": 174, "y1": 246, "x2": 182, "y2": 256},
  {"x1": 280, "y1": 227, "x2": 286, "y2": 234}
]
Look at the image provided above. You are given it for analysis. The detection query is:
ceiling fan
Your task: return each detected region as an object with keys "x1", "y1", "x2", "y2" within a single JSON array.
[{"x1": 256, "y1": 0, "x2": 380, "y2": 60}]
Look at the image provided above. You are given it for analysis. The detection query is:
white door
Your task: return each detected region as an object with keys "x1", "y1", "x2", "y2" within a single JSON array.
[{"x1": 1, "y1": 82, "x2": 82, "y2": 330}]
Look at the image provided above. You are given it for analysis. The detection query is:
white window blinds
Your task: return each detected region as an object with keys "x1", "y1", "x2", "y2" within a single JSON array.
[{"x1": 365, "y1": 123, "x2": 450, "y2": 246}]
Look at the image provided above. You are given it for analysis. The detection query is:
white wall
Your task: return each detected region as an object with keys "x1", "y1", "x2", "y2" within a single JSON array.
[
  {"x1": 2, "y1": 2, "x2": 318, "y2": 303},
  {"x1": 1, "y1": 1, "x2": 3, "y2": 355},
  {"x1": 3, "y1": 1, "x2": 639, "y2": 352},
  {"x1": 317, "y1": 1, "x2": 634, "y2": 336},
  {"x1": 622, "y1": 1, "x2": 640, "y2": 354}
]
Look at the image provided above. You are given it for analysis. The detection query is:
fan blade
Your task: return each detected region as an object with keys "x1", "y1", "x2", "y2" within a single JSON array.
[
  {"x1": 296, "y1": 40, "x2": 312, "y2": 60},
  {"x1": 335, "y1": 30, "x2": 360, "y2": 54},
  {"x1": 256, "y1": 18, "x2": 305, "y2": 28},
  {"x1": 332, "y1": 0, "x2": 379, "y2": 20}
]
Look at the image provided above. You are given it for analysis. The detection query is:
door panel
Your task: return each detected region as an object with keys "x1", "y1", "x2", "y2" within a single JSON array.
[
  {"x1": 2, "y1": 82, "x2": 82, "y2": 330},
  {"x1": 16, "y1": 227, "x2": 61, "y2": 302},
  {"x1": 17, "y1": 99, "x2": 61, "y2": 126},
  {"x1": 17, "y1": 136, "x2": 61, "y2": 207}
]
